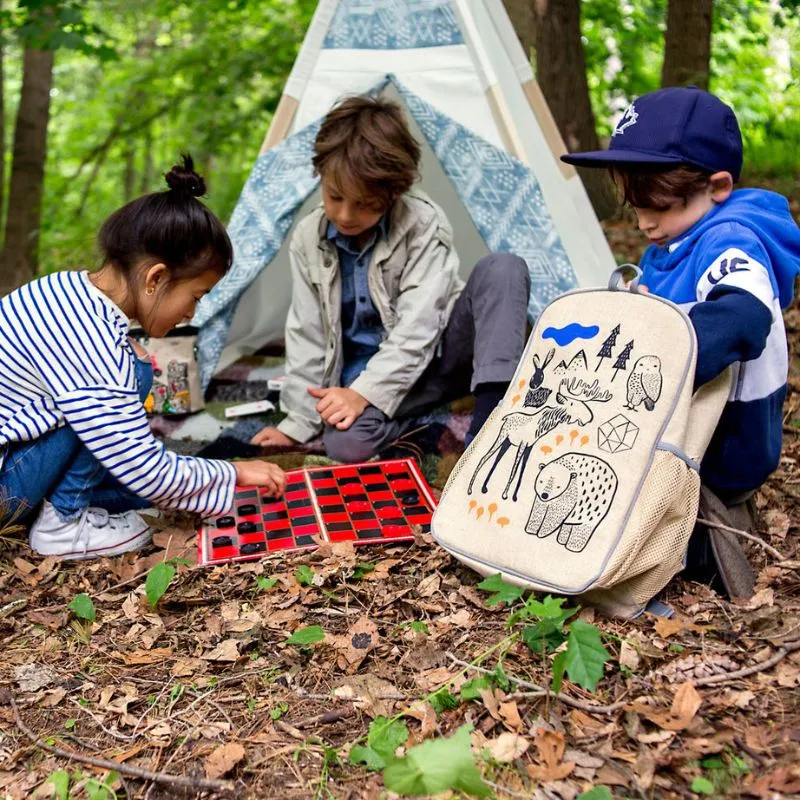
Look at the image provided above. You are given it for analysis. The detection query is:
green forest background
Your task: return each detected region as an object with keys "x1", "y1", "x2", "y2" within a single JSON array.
[{"x1": 0, "y1": 0, "x2": 798, "y2": 283}]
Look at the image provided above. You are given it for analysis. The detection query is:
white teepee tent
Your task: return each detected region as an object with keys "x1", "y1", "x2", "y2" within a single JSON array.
[{"x1": 194, "y1": 0, "x2": 615, "y2": 387}]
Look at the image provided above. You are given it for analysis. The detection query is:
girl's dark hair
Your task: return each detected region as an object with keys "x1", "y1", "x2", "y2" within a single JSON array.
[
  {"x1": 312, "y1": 95, "x2": 421, "y2": 211},
  {"x1": 612, "y1": 164, "x2": 714, "y2": 209},
  {"x1": 98, "y1": 154, "x2": 233, "y2": 281}
]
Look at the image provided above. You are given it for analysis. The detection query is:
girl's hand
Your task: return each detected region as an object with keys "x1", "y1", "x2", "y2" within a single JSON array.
[
  {"x1": 233, "y1": 460, "x2": 286, "y2": 496},
  {"x1": 250, "y1": 426, "x2": 296, "y2": 447},
  {"x1": 308, "y1": 387, "x2": 368, "y2": 430}
]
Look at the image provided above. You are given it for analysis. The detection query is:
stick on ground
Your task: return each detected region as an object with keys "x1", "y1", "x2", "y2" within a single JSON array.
[{"x1": 0, "y1": 689, "x2": 234, "y2": 794}]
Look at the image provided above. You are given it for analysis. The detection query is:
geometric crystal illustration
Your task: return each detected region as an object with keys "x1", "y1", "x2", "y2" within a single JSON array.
[{"x1": 597, "y1": 414, "x2": 639, "y2": 454}]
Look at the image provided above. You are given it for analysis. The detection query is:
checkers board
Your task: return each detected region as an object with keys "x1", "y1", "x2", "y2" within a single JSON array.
[{"x1": 197, "y1": 458, "x2": 437, "y2": 566}]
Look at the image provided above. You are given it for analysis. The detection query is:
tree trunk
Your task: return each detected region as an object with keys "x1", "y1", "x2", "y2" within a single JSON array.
[
  {"x1": 0, "y1": 48, "x2": 54, "y2": 294},
  {"x1": 662, "y1": 0, "x2": 713, "y2": 90},
  {"x1": 505, "y1": 0, "x2": 616, "y2": 219}
]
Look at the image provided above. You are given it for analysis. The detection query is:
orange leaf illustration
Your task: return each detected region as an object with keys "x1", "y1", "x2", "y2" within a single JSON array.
[
  {"x1": 476, "y1": 507, "x2": 485, "y2": 520},
  {"x1": 569, "y1": 429, "x2": 578, "y2": 443},
  {"x1": 518, "y1": 379, "x2": 526, "y2": 390},
  {"x1": 541, "y1": 445, "x2": 552, "y2": 455},
  {"x1": 511, "y1": 394, "x2": 521, "y2": 406},
  {"x1": 488, "y1": 502, "x2": 498, "y2": 522},
  {"x1": 497, "y1": 517, "x2": 510, "y2": 528},
  {"x1": 580, "y1": 435, "x2": 589, "y2": 447},
  {"x1": 555, "y1": 435, "x2": 564, "y2": 446},
  {"x1": 468, "y1": 499, "x2": 477, "y2": 514}
]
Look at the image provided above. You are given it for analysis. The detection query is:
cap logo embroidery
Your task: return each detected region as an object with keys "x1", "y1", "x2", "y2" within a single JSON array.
[{"x1": 613, "y1": 103, "x2": 638, "y2": 137}]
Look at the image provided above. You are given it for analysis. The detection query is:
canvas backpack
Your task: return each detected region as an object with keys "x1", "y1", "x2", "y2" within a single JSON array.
[{"x1": 432, "y1": 266, "x2": 732, "y2": 619}]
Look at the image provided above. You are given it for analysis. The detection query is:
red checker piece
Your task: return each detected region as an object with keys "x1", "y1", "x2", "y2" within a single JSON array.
[
  {"x1": 377, "y1": 506, "x2": 403, "y2": 520},
  {"x1": 346, "y1": 500, "x2": 371, "y2": 513},
  {"x1": 390, "y1": 479, "x2": 416, "y2": 492},
  {"x1": 381, "y1": 524, "x2": 411, "y2": 537}
]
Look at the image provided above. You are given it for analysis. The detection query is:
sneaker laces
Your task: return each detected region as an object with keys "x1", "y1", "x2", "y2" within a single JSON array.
[{"x1": 71, "y1": 507, "x2": 133, "y2": 555}]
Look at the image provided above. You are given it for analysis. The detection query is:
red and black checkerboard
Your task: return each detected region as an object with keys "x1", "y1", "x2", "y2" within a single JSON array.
[{"x1": 197, "y1": 458, "x2": 437, "y2": 566}]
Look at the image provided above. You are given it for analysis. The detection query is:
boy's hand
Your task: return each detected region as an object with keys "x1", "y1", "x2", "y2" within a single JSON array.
[
  {"x1": 308, "y1": 387, "x2": 368, "y2": 431},
  {"x1": 250, "y1": 426, "x2": 296, "y2": 447},
  {"x1": 233, "y1": 460, "x2": 286, "y2": 496}
]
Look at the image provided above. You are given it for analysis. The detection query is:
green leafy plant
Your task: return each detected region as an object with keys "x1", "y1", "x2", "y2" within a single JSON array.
[
  {"x1": 429, "y1": 687, "x2": 460, "y2": 714},
  {"x1": 351, "y1": 562, "x2": 375, "y2": 580},
  {"x1": 552, "y1": 619, "x2": 610, "y2": 693},
  {"x1": 255, "y1": 576, "x2": 278, "y2": 591},
  {"x1": 146, "y1": 561, "x2": 176, "y2": 608},
  {"x1": 285, "y1": 625, "x2": 325, "y2": 646},
  {"x1": 68, "y1": 593, "x2": 96, "y2": 622},
  {"x1": 476, "y1": 574, "x2": 525, "y2": 606},
  {"x1": 577, "y1": 788, "x2": 613, "y2": 800},
  {"x1": 269, "y1": 701, "x2": 288, "y2": 720},
  {"x1": 691, "y1": 776, "x2": 715, "y2": 795},
  {"x1": 349, "y1": 716, "x2": 409, "y2": 770},
  {"x1": 382, "y1": 724, "x2": 491, "y2": 797},
  {"x1": 294, "y1": 565, "x2": 315, "y2": 586},
  {"x1": 46, "y1": 770, "x2": 70, "y2": 800}
]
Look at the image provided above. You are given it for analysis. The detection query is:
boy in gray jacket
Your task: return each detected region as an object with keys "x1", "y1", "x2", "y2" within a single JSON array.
[{"x1": 252, "y1": 95, "x2": 530, "y2": 462}]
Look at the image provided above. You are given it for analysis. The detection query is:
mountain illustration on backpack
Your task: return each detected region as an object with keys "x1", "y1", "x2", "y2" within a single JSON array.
[{"x1": 553, "y1": 350, "x2": 588, "y2": 377}]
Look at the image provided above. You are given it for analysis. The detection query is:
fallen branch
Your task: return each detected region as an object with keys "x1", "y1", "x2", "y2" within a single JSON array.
[
  {"x1": 445, "y1": 652, "x2": 627, "y2": 714},
  {"x1": 694, "y1": 640, "x2": 800, "y2": 686},
  {"x1": 0, "y1": 689, "x2": 233, "y2": 794},
  {"x1": 294, "y1": 707, "x2": 356, "y2": 729},
  {"x1": 696, "y1": 517, "x2": 788, "y2": 562}
]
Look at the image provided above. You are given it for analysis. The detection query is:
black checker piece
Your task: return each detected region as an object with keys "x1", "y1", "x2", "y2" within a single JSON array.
[
  {"x1": 212, "y1": 536, "x2": 233, "y2": 547},
  {"x1": 240, "y1": 542, "x2": 267, "y2": 555},
  {"x1": 238, "y1": 504, "x2": 257, "y2": 516},
  {"x1": 216, "y1": 516, "x2": 235, "y2": 529},
  {"x1": 237, "y1": 521, "x2": 258, "y2": 534}
]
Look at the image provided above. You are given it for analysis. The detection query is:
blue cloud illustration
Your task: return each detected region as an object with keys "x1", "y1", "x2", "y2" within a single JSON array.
[{"x1": 542, "y1": 323, "x2": 600, "y2": 347}]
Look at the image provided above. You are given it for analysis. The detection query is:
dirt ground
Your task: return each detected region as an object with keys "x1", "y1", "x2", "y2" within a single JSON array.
[{"x1": 1, "y1": 207, "x2": 799, "y2": 799}]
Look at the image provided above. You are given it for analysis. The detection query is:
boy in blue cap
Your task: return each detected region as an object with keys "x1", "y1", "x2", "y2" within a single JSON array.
[{"x1": 562, "y1": 86, "x2": 800, "y2": 595}]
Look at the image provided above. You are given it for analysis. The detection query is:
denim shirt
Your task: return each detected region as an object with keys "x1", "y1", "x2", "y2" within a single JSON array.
[{"x1": 327, "y1": 217, "x2": 389, "y2": 387}]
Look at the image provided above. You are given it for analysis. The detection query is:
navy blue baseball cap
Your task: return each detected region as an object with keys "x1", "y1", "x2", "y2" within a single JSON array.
[{"x1": 561, "y1": 86, "x2": 743, "y2": 181}]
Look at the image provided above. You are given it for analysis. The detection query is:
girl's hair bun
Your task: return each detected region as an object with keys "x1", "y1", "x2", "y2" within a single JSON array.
[{"x1": 164, "y1": 153, "x2": 206, "y2": 198}]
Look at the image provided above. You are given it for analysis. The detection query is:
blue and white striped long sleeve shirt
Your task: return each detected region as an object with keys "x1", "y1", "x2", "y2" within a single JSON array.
[{"x1": 0, "y1": 270, "x2": 235, "y2": 515}]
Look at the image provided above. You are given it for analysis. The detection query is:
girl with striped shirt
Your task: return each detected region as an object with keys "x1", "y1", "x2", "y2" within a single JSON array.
[{"x1": 0, "y1": 156, "x2": 285, "y2": 559}]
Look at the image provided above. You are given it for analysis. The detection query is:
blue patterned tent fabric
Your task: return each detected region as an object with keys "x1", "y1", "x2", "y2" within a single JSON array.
[
  {"x1": 323, "y1": 0, "x2": 463, "y2": 49},
  {"x1": 194, "y1": 73, "x2": 579, "y2": 388}
]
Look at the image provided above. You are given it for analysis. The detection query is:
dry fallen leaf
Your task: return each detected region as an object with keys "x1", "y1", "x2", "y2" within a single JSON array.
[
  {"x1": 527, "y1": 728, "x2": 575, "y2": 781},
  {"x1": 328, "y1": 616, "x2": 379, "y2": 673},
  {"x1": 630, "y1": 681, "x2": 703, "y2": 731},
  {"x1": 14, "y1": 664, "x2": 59, "y2": 692},
  {"x1": 116, "y1": 647, "x2": 174, "y2": 666},
  {"x1": 205, "y1": 742, "x2": 246, "y2": 779},
  {"x1": 201, "y1": 639, "x2": 240, "y2": 662},
  {"x1": 653, "y1": 615, "x2": 705, "y2": 639},
  {"x1": 484, "y1": 732, "x2": 530, "y2": 763},
  {"x1": 619, "y1": 640, "x2": 640, "y2": 671}
]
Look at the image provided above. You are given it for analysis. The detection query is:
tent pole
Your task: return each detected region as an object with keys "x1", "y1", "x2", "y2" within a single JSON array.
[{"x1": 260, "y1": 95, "x2": 299, "y2": 154}]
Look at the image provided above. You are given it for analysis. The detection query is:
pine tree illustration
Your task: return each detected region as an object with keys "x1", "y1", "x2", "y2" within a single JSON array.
[
  {"x1": 595, "y1": 324, "x2": 620, "y2": 371},
  {"x1": 611, "y1": 340, "x2": 634, "y2": 382}
]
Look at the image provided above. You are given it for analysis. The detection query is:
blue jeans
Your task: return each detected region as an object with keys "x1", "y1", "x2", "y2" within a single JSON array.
[{"x1": 0, "y1": 357, "x2": 154, "y2": 522}]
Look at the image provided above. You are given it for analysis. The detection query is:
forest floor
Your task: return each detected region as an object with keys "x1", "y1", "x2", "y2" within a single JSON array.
[{"x1": 1, "y1": 192, "x2": 799, "y2": 800}]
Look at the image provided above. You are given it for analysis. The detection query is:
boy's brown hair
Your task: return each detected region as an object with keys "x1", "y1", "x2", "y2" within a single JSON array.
[
  {"x1": 612, "y1": 164, "x2": 713, "y2": 210},
  {"x1": 313, "y1": 95, "x2": 421, "y2": 211}
]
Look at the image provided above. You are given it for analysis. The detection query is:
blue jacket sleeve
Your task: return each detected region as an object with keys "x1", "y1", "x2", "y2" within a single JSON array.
[{"x1": 688, "y1": 284, "x2": 772, "y2": 389}]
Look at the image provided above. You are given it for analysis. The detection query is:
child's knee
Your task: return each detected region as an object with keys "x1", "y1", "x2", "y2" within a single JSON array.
[
  {"x1": 323, "y1": 424, "x2": 383, "y2": 463},
  {"x1": 473, "y1": 253, "x2": 530, "y2": 292}
]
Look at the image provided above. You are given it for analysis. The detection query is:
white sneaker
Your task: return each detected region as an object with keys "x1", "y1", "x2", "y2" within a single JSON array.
[{"x1": 29, "y1": 501, "x2": 152, "y2": 560}]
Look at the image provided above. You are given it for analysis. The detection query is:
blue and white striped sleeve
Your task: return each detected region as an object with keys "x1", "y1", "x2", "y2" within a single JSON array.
[
  {"x1": 55, "y1": 385, "x2": 236, "y2": 515},
  {"x1": 11, "y1": 277, "x2": 236, "y2": 515}
]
